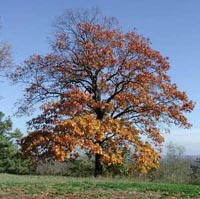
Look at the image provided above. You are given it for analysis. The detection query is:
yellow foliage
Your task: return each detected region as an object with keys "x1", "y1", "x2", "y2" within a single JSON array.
[{"x1": 133, "y1": 142, "x2": 161, "y2": 173}]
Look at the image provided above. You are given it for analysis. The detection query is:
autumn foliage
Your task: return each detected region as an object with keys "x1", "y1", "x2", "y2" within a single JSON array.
[{"x1": 11, "y1": 10, "x2": 194, "y2": 176}]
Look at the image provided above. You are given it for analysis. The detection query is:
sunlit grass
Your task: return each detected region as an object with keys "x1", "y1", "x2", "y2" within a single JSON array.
[{"x1": 0, "y1": 174, "x2": 200, "y2": 198}]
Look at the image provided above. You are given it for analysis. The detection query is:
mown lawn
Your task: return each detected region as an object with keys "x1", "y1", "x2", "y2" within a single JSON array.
[{"x1": 0, "y1": 174, "x2": 200, "y2": 198}]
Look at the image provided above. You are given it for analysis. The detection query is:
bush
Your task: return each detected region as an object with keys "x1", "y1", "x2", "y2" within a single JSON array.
[
  {"x1": 65, "y1": 159, "x2": 94, "y2": 177},
  {"x1": 189, "y1": 158, "x2": 200, "y2": 184},
  {"x1": 36, "y1": 158, "x2": 94, "y2": 177}
]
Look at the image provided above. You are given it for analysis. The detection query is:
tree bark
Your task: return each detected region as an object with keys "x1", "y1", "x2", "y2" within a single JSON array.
[{"x1": 94, "y1": 153, "x2": 103, "y2": 177}]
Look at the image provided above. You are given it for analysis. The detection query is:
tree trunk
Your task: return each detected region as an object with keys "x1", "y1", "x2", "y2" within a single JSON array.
[
  {"x1": 94, "y1": 153, "x2": 103, "y2": 177},
  {"x1": 94, "y1": 109, "x2": 104, "y2": 177}
]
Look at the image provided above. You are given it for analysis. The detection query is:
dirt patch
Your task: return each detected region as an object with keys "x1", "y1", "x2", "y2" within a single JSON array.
[{"x1": 0, "y1": 190, "x2": 172, "y2": 199}]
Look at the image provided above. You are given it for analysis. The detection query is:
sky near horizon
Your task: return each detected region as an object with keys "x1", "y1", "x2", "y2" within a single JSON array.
[{"x1": 0, "y1": 0, "x2": 200, "y2": 155}]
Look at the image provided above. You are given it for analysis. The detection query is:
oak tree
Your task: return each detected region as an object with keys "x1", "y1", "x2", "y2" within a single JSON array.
[{"x1": 11, "y1": 9, "x2": 194, "y2": 176}]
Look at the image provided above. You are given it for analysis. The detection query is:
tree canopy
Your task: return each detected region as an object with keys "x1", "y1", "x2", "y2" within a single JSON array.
[{"x1": 10, "y1": 9, "x2": 194, "y2": 176}]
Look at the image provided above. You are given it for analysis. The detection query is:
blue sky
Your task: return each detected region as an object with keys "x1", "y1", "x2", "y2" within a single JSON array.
[{"x1": 0, "y1": 0, "x2": 200, "y2": 155}]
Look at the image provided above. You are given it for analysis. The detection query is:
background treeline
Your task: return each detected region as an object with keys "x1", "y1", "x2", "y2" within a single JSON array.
[
  {"x1": 35, "y1": 142, "x2": 200, "y2": 185},
  {"x1": 0, "y1": 111, "x2": 200, "y2": 184}
]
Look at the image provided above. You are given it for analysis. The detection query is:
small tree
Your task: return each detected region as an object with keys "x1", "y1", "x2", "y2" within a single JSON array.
[
  {"x1": 0, "y1": 42, "x2": 11, "y2": 70},
  {"x1": 0, "y1": 25, "x2": 12, "y2": 100},
  {"x1": 0, "y1": 25, "x2": 12, "y2": 76},
  {"x1": 11, "y1": 9, "x2": 194, "y2": 177},
  {"x1": 165, "y1": 141, "x2": 185, "y2": 161},
  {"x1": 0, "y1": 112, "x2": 33, "y2": 174}
]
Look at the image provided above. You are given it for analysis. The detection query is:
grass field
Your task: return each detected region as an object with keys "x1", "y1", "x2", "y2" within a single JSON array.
[{"x1": 0, "y1": 174, "x2": 200, "y2": 198}]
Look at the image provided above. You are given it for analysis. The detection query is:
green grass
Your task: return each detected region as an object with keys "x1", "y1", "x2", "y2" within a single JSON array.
[{"x1": 0, "y1": 174, "x2": 200, "y2": 198}]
